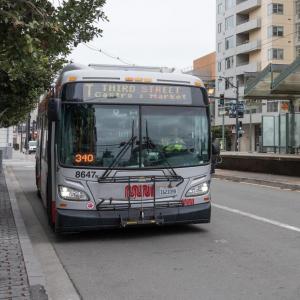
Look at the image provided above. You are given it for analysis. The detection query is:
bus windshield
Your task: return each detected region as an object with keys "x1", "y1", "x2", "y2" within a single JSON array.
[{"x1": 59, "y1": 104, "x2": 209, "y2": 168}]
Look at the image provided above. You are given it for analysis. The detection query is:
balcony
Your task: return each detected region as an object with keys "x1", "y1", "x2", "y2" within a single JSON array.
[
  {"x1": 236, "y1": 62, "x2": 261, "y2": 75},
  {"x1": 236, "y1": 18, "x2": 261, "y2": 34},
  {"x1": 236, "y1": 40, "x2": 261, "y2": 55},
  {"x1": 236, "y1": 0, "x2": 261, "y2": 14}
]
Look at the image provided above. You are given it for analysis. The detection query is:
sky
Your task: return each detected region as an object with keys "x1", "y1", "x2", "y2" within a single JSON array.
[{"x1": 69, "y1": 0, "x2": 216, "y2": 70}]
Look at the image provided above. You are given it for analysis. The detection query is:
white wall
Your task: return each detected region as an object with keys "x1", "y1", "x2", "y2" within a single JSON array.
[{"x1": 0, "y1": 127, "x2": 13, "y2": 159}]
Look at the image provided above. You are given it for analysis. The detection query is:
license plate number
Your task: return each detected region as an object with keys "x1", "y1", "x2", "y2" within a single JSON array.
[{"x1": 159, "y1": 187, "x2": 177, "y2": 197}]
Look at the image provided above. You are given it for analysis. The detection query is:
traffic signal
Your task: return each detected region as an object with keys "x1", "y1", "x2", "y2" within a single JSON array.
[
  {"x1": 237, "y1": 103, "x2": 245, "y2": 118},
  {"x1": 238, "y1": 121, "x2": 243, "y2": 138},
  {"x1": 219, "y1": 94, "x2": 224, "y2": 106},
  {"x1": 238, "y1": 121, "x2": 242, "y2": 130}
]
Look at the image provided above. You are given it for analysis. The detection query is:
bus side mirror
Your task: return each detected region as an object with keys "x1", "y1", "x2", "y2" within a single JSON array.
[
  {"x1": 211, "y1": 142, "x2": 222, "y2": 174},
  {"x1": 48, "y1": 98, "x2": 60, "y2": 122},
  {"x1": 212, "y1": 143, "x2": 220, "y2": 156}
]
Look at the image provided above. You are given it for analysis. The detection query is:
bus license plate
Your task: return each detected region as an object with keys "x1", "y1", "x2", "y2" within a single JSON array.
[{"x1": 159, "y1": 187, "x2": 177, "y2": 197}]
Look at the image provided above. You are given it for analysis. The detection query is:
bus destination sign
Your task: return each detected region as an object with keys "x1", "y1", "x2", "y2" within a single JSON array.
[{"x1": 83, "y1": 83, "x2": 192, "y2": 104}]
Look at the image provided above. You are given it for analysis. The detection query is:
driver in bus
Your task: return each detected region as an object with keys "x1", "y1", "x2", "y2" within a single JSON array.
[{"x1": 161, "y1": 126, "x2": 187, "y2": 153}]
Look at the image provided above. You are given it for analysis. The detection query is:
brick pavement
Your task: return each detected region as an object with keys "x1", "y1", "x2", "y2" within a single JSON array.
[{"x1": 0, "y1": 170, "x2": 30, "y2": 300}]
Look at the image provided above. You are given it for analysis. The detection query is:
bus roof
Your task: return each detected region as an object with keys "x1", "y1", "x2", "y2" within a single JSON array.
[{"x1": 57, "y1": 63, "x2": 204, "y2": 88}]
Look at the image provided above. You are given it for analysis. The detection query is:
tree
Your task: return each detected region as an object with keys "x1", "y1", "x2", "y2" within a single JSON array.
[{"x1": 0, "y1": 0, "x2": 107, "y2": 127}]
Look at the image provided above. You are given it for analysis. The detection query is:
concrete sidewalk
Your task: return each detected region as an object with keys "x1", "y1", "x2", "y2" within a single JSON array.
[
  {"x1": 0, "y1": 168, "x2": 31, "y2": 299},
  {"x1": 0, "y1": 151, "x2": 48, "y2": 300},
  {"x1": 214, "y1": 169, "x2": 300, "y2": 191}
]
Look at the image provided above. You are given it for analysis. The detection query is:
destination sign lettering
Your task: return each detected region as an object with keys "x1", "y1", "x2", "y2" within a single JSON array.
[{"x1": 82, "y1": 83, "x2": 192, "y2": 104}]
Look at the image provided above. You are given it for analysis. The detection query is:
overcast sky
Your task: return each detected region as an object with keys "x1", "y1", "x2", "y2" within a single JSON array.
[{"x1": 69, "y1": 0, "x2": 216, "y2": 70}]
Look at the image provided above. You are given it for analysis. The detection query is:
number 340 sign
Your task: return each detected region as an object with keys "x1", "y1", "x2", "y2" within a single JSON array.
[{"x1": 74, "y1": 153, "x2": 95, "y2": 164}]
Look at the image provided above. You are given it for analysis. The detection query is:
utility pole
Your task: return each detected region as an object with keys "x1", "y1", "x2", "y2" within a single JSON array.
[
  {"x1": 235, "y1": 80, "x2": 239, "y2": 152},
  {"x1": 218, "y1": 77, "x2": 240, "y2": 152},
  {"x1": 219, "y1": 94, "x2": 225, "y2": 150},
  {"x1": 25, "y1": 114, "x2": 31, "y2": 153},
  {"x1": 222, "y1": 113, "x2": 225, "y2": 149}
]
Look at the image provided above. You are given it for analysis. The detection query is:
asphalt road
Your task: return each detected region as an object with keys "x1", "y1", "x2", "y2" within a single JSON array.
[{"x1": 9, "y1": 162, "x2": 300, "y2": 300}]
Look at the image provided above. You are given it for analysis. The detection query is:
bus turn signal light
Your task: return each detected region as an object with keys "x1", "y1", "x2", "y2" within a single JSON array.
[
  {"x1": 182, "y1": 198, "x2": 195, "y2": 206},
  {"x1": 68, "y1": 76, "x2": 77, "y2": 82}
]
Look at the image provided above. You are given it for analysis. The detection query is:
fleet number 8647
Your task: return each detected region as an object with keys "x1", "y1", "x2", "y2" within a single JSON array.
[{"x1": 75, "y1": 171, "x2": 97, "y2": 179}]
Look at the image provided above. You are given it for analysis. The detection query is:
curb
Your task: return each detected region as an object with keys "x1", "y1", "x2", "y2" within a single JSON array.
[
  {"x1": 4, "y1": 166, "x2": 49, "y2": 300},
  {"x1": 213, "y1": 174, "x2": 300, "y2": 191}
]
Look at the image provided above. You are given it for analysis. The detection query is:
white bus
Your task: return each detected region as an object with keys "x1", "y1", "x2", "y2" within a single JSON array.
[{"x1": 36, "y1": 63, "x2": 213, "y2": 233}]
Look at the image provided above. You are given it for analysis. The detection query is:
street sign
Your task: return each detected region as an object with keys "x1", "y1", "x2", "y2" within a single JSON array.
[
  {"x1": 228, "y1": 103, "x2": 245, "y2": 118},
  {"x1": 219, "y1": 108, "x2": 226, "y2": 115}
]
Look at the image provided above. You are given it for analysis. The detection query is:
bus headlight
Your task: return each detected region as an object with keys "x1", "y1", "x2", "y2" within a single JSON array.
[
  {"x1": 185, "y1": 182, "x2": 209, "y2": 197},
  {"x1": 58, "y1": 185, "x2": 89, "y2": 201}
]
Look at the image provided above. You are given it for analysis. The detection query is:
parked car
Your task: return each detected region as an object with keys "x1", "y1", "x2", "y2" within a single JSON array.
[{"x1": 28, "y1": 140, "x2": 37, "y2": 154}]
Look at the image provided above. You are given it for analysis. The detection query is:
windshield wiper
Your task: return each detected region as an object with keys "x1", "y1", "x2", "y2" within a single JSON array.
[
  {"x1": 144, "y1": 121, "x2": 183, "y2": 186},
  {"x1": 99, "y1": 120, "x2": 136, "y2": 180}
]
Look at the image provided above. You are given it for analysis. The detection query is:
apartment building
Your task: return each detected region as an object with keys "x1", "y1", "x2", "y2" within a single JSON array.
[{"x1": 215, "y1": 0, "x2": 300, "y2": 151}]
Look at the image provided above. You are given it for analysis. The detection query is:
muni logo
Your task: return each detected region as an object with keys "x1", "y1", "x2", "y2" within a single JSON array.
[{"x1": 125, "y1": 184, "x2": 155, "y2": 199}]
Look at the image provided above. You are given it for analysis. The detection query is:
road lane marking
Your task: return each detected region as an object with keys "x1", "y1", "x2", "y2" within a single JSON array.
[{"x1": 212, "y1": 203, "x2": 300, "y2": 233}]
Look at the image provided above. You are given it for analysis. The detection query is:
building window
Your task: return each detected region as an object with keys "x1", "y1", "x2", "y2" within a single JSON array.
[
  {"x1": 297, "y1": 23, "x2": 300, "y2": 42},
  {"x1": 218, "y1": 61, "x2": 222, "y2": 72},
  {"x1": 267, "y1": 101, "x2": 278, "y2": 113},
  {"x1": 225, "y1": 36, "x2": 234, "y2": 50},
  {"x1": 225, "y1": 56, "x2": 234, "y2": 69},
  {"x1": 217, "y1": 79, "x2": 222, "y2": 91},
  {"x1": 296, "y1": 1, "x2": 300, "y2": 19},
  {"x1": 217, "y1": 3, "x2": 223, "y2": 14},
  {"x1": 225, "y1": 15, "x2": 234, "y2": 30},
  {"x1": 225, "y1": 0, "x2": 234, "y2": 10},
  {"x1": 296, "y1": 46, "x2": 300, "y2": 57},
  {"x1": 225, "y1": 77, "x2": 234, "y2": 90},
  {"x1": 268, "y1": 48, "x2": 284, "y2": 60},
  {"x1": 268, "y1": 3, "x2": 284, "y2": 15},
  {"x1": 218, "y1": 23, "x2": 222, "y2": 33},
  {"x1": 218, "y1": 42, "x2": 222, "y2": 53},
  {"x1": 268, "y1": 26, "x2": 284, "y2": 38}
]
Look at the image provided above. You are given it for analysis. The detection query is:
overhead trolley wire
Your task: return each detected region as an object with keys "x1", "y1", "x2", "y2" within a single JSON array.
[{"x1": 83, "y1": 43, "x2": 136, "y2": 66}]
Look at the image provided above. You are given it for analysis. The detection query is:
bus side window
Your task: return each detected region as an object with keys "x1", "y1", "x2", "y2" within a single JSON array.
[
  {"x1": 37, "y1": 117, "x2": 42, "y2": 155},
  {"x1": 42, "y1": 116, "x2": 48, "y2": 161}
]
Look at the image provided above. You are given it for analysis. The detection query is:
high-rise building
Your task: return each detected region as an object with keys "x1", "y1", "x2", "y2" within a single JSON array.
[{"x1": 215, "y1": 0, "x2": 300, "y2": 151}]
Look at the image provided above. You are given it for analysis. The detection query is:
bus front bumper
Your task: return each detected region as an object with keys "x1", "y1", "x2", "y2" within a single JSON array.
[{"x1": 55, "y1": 202, "x2": 211, "y2": 233}]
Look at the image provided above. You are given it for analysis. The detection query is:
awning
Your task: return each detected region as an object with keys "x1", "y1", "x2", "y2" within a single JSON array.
[
  {"x1": 244, "y1": 64, "x2": 289, "y2": 99},
  {"x1": 271, "y1": 58, "x2": 300, "y2": 95}
]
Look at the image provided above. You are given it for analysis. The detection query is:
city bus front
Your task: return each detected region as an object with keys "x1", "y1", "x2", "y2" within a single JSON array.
[{"x1": 55, "y1": 81, "x2": 211, "y2": 232}]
